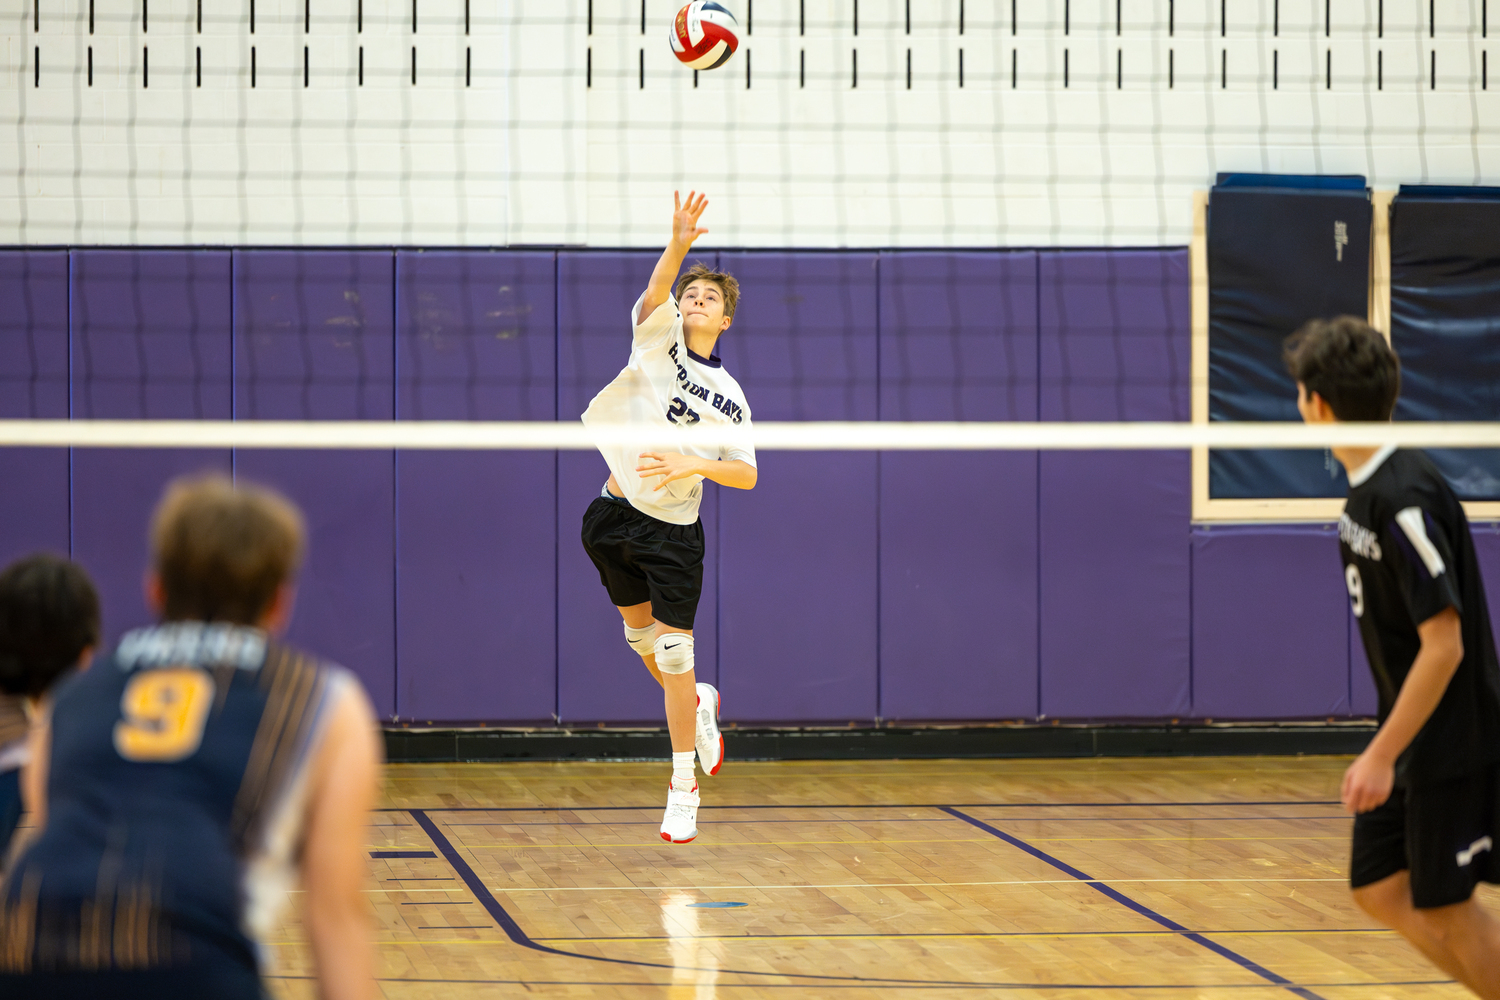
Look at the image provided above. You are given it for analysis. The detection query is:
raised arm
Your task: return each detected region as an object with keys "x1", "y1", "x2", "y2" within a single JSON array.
[{"x1": 640, "y1": 191, "x2": 710, "y2": 320}]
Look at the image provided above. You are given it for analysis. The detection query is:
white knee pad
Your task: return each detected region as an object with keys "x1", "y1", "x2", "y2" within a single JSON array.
[
  {"x1": 653, "y1": 633, "x2": 695, "y2": 675},
  {"x1": 624, "y1": 622, "x2": 656, "y2": 659}
]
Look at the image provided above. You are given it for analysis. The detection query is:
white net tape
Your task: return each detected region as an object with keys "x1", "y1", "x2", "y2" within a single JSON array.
[{"x1": 2, "y1": 419, "x2": 1498, "y2": 450}]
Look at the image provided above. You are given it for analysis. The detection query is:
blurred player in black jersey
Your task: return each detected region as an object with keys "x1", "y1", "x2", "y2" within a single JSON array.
[
  {"x1": 0, "y1": 474, "x2": 382, "y2": 1000},
  {"x1": 1289, "y1": 316, "x2": 1500, "y2": 998}
]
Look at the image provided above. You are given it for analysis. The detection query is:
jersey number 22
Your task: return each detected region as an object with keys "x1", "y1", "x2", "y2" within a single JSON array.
[
  {"x1": 666, "y1": 396, "x2": 701, "y2": 425},
  {"x1": 114, "y1": 668, "x2": 217, "y2": 763}
]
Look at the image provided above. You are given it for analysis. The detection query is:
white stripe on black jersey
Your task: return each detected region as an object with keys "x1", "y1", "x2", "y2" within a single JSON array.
[{"x1": 1340, "y1": 447, "x2": 1500, "y2": 787}]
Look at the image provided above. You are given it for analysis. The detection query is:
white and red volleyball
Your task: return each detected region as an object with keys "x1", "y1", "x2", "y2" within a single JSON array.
[{"x1": 669, "y1": 1, "x2": 740, "y2": 71}]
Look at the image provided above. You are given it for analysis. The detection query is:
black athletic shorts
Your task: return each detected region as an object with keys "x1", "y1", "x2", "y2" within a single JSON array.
[
  {"x1": 580, "y1": 493, "x2": 705, "y2": 631},
  {"x1": 1351, "y1": 765, "x2": 1500, "y2": 908}
]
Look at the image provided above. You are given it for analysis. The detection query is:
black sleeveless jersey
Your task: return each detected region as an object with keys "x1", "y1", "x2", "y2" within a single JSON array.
[
  {"x1": 1339, "y1": 447, "x2": 1500, "y2": 787},
  {"x1": 0, "y1": 622, "x2": 350, "y2": 976}
]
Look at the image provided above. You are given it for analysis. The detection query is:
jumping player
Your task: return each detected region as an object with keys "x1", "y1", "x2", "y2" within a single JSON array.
[
  {"x1": 581, "y1": 191, "x2": 756, "y2": 843},
  {"x1": 0, "y1": 474, "x2": 381, "y2": 1000},
  {"x1": 0, "y1": 554, "x2": 101, "y2": 859},
  {"x1": 1289, "y1": 316, "x2": 1500, "y2": 998}
]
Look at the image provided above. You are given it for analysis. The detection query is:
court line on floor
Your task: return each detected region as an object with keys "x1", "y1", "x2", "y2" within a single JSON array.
[
  {"x1": 431, "y1": 835, "x2": 1347, "y2": 849},
  {"x1": 381, "y1": 800, "x2": 1341, "y2": 812},
  {"x1": 941, "y1": 807, "x2": 1327, "y2": 1000},
  {"x1": 527, "y1": 928, "x2": 1394, "y2": 942},
  {"x1": 376, "y1": 877, "x2": 1347, "y2": 892},
  {"x1": 420, "y1": 814, "x2": 1348, "y2": 826},
  {"x1": 406, "y1": 807, "x2": 1073, "y2": 989},
  {"x1": 265, "y1": 975, "x2": 1451, "y2": 991},
  {"x1": 403, "y1": 807, "x2": 1357, "y2": 992}
]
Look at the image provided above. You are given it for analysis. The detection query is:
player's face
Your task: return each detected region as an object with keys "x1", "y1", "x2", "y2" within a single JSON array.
[{"x1": 680, "y1": 280, "x2": 731, "y2": 333}]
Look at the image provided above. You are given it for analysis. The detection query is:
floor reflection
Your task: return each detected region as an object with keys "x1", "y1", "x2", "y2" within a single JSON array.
[{"x1": 660, "y1": 891, "x2": 719, "y2": 1000}]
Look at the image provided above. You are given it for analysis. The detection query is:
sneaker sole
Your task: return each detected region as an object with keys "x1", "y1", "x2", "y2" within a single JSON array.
[
  {"x1": 702, "y1": 689, "x2": 724, "y2": 777},
  {"x1": 660, "y1": 830, "x2": 698, "y2": 844}
]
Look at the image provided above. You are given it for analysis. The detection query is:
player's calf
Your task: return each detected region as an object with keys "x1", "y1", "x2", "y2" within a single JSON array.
[{"x1": 695, "y1": 682, "x2": 723, "y2": 776}]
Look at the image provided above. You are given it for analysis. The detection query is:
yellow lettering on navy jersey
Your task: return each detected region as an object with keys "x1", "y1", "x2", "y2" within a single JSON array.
[{"x1": 113, "y1": 668, "x2": 216, "y2": 763}]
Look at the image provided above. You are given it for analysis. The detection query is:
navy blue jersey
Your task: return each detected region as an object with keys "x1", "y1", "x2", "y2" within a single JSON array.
[
  {"x1": 0, "y1": 622, "x2": 350, "y2": 976},
  {"x1": 1340, "y1": 447, "x2": 1500, "y2": 787}
]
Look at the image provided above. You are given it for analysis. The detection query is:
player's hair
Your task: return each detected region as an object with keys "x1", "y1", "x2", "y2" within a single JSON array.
[
  {"x1": 1283, "y1": 316, "x2": 1401, "y2": 421},
  {"x1": 0, "y1": 554, "x2": 102, "y2": 699},
  {"x1": 674, "y1": 262, "x2": 740, "y2": 320},
  {"x1": 151, "y1": 473, "x2": 306, "y2": 625}
]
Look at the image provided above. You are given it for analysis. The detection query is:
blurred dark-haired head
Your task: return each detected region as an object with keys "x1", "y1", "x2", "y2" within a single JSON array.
[
  {"x1": 0, "y1": 554, "x2": 102, "y2": 699},
  {"x1": 1283, "y1": 316, "x2": 1401, "y2": 421}
]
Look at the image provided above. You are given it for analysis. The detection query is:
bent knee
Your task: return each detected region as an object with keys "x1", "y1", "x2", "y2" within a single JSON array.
[
  {"x1": 1411, "y1": 899, "x2": 1482, "y2": 946},
  {"x1": 1352, "y1": 878, "x2": 1411, "y2": 927},
  {"x1": 654, "y1": 633, "x2": 695, "y2": 675}
]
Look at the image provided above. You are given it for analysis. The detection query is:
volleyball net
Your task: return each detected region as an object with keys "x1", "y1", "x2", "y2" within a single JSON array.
[
  {"x1": 2, "y1": 0, "x2": 1496, "y2": 249},
  {"x1": 1, "y1": 418, "x2": 1499, "y2": 451}
]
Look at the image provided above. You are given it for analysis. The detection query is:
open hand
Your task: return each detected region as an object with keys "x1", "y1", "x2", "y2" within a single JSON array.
[
  {"x1": 1341, "y1": 750, "x2": 1395, "y2": 813},
  {"x1": 671, "y1": 191, "x2": 710, "y2": 249},
  {"x1": 636, "y1": 452, "x2": 702, "y2": 491}
]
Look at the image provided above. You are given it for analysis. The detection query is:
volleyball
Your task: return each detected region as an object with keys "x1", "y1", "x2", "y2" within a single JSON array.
[{"x1": 669, "y1": 1, "x2": 740, "y2": 71}]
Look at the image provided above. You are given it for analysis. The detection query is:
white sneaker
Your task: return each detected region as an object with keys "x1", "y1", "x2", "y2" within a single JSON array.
[
  {"x1": 660, "y1": 785, "x2": 700, "y2": 843},
  {"x1": 695, "y1": 682, "x2": 724, "y2": 776}
]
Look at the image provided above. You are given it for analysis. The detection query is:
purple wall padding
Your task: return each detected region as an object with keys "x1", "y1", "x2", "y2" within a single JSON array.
[
  {"x1": 1476, "y1": 525, "x2": 1500, "y2": 642},
  {"x1": 1475, "y1": 525, "x2": 1500, "y2": 712},
  {"x1": 716, "y1": 252, "x2": 879, "y2": 723},
  {"x1": 394, "y1": 251, "x2": 557, "y2": 723},
  {"x1": 233, "y1": 251, "x2": 395, "y2": 717},
  {"x1": 70, "y1": 251, "x2": 233, "y2": 644},
  {"x1": 0, "y1": 253, "x2": 70, "y2": 565},
  {"x1": 555, "y1": 252, "x2": 722, "y2": 722},
  {"x1": 1038, "y1": 251, "x2": 1192, "y2": 718},
  {"x1": 14, "y1": 243, "x2": 1481, "y2": 726},
  {"x1": 878, "y1": 252, "x2": 1040, "y2": 721},
  {"x1": 1192, "y1": 525, "x2": 1351, "y2": 718}
]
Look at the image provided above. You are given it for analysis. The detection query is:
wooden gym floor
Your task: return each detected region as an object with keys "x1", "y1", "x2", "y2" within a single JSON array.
[{"x1": 266, "y1": 756, "x2": 1476, "y2": 999}]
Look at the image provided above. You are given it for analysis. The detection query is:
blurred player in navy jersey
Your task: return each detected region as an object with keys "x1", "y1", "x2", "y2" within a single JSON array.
[
  {"x1": 0, "y1": 554, "x2": 100, "y2": 860},
  {"x1": 1290, "y1": 316, "x2": 1500, "y2": 998},
  {"x1": 0, "y1": 474, "x2": 382, "y2": 1000}
]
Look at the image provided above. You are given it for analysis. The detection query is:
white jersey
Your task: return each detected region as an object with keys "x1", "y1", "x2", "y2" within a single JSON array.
[{"x1": 581, "y1": 292, "x2": 756, "y2": 525}]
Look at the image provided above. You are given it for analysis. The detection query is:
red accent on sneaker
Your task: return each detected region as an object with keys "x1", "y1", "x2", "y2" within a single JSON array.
[{"x1": 706, "y1": 735, "x2": 724, "y2": 776}]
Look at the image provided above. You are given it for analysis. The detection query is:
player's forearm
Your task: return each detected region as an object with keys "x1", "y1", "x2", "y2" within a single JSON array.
[
  {"x1": 697, "y1": 458, "x2": 757, "y2": 490},
  {"x1": 306, "y1": 901, "x2": 377, "y2": 1000},
  {"x1": 641, "y1": 240, "x2": 692, "y2": 317},
  {"x1": 1366, "y1": 615, "x2": 1463, "y2": 765}
]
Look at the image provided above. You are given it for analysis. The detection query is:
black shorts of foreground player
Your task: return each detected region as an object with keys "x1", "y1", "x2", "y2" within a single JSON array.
[
  {"x1": 1289, "y1": 316, "x2": 1500, "y2": 999},
  {"x1": 0, "y1": 474, "x2": 382, "y2": 1000},
  {"x1": 581, "y1": 191, "x2": 757, "y2": 845}
]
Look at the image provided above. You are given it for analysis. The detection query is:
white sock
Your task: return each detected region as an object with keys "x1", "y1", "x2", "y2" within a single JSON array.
[{"x1": 671, "y1": 750, "x2": 697, "y2": 791}]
